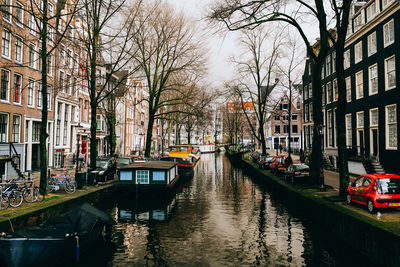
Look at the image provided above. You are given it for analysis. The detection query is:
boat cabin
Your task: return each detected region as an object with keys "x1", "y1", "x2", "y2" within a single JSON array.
[
  {"x1": 168, "y1": 144, "x2": 194, "y2": 159},
  {"x1": 118, "y1": 161, "x2": 178, "y2": 186}
]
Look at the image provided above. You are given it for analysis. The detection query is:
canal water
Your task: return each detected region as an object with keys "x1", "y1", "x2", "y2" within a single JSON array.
[{"x1": 79, "y1": 153, "x2": 372, "y2": 266}]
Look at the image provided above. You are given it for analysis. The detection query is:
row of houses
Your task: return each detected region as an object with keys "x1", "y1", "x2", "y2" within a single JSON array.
[
  {"x1": 303, "y1": 0, "x2": 400, "y2": 174},
  {"x1": 0, "y1": 0, "x2": 164, "y2": 178}
]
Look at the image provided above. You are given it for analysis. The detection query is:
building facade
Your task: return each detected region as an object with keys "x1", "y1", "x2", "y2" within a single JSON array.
[{"x1": 303, "y1": 0, "x2": 400, "y2": 173}]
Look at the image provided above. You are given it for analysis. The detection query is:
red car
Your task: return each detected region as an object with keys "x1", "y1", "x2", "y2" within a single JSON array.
[
  {"x1": 346, "y1": 174, "x2": 400, "y2": 213},
  {"x1": 270, "y1": 155, "x2": 292, "y2": 175}
]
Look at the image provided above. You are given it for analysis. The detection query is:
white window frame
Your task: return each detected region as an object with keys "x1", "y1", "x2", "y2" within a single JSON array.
[
  {"x1": 0, "y1": 69, "x2": 10, "y2": 102},
  {"x1": 346, "y1": 76, "x2": 351, "y2": 103},
  {"x1": 326, "y1": 81, "x2": 332, "y2": 104},
  {"x1": 326, "y1": 54, "x2": 331, "y2": 76},
  {"x1": 366, "y1": 1, "x2": 379, "y2": 21},
  {"x1": 345, "y1": 114, "x2": 352, "y2": 146},
  {"x1": 370, "y1": 108, "x2": 379, "y2": 127},
  {"x1": 385, "y1": 55, "x2": 396, "y2": 91},
  {"x1": 356, "y1": 111, "x2": 364, "y2": 129},
  {"x1": 368, "y1": 64, "x2": 378, "y2": 95},
  {"x1": 354, "y1": 41, "x2": 363, "y2": 64},
  {"x1": 37, "y1": 82, "x2": 42, "y2": 108},
  {"x1": 12, "y1": 114, "x2": 21, "y2": 143},
  {"x1": 367, "y1": 31, "x2": 377, "y2": 56},
  {"x1": 0, "y1": 113, "x2": 9, "y2": 143},
  {"x1": 344, "y1": 50, "x2": 350, "y2": 69},
  {"x1": 2, "y1": 28, "x2": 11, "y2": 59},
  {"x1": 385, "y1": 104, "x2": 397, "y2": 150},
  {"x1": 28, "y1": 43, "x2": 36, "y2": 69},
  {"x1": 383, "y1": 19, "x2": 395, "y2": 47},
  {"x1": 15, "y1": 2, "x2": 24, "y2": 27},
  {"x1": 14, "y1": 36, "x2": 23, "y2": 64},
  {"x1": 333, "y1": 79, "x2": 338, "y2": 101},
  {"x1": 13, "y1": 73, "x2": 22, "y2": 104},
  {"x1": 356, "y1": 71, "x2": 363, "y2": 99},
  {"x1": 383, "y1": 0, "x2": 394, "y2": 9},
  {"x1": 2, "y1": 0, "x2": 12, "y2": 23},
  {"x1": 135, "y1": 170, "x2": 149, "y2": 184},
  {"x1": 27, "y1": 79, "x2": 35, "y2": 107},
  {"x1": 29, "y1": 14, "x2": 36, "y2": 35}
]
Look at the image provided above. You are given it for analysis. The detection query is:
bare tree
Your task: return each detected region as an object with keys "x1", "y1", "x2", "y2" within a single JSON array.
[
  {"x1": 128, "y1": 0, "x2": 207, "y2": 157},
  {"x1": 210, "y1": 0, "x2": 352, "y2": 187},
  {"x1": 225, "y1": 26, "x2": 280, "y2": 156}
]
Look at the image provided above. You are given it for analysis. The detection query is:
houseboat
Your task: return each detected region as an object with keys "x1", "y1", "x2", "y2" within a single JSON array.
[
  {"x1": 117, "y1": 161, "x2": 179, "y2": 197},
  {"x1": 198, "y1": 144, "x2": 216, "y2": 153},
  {"x1": 163, "y1": 144, "x2": 201, "y2": 175}
]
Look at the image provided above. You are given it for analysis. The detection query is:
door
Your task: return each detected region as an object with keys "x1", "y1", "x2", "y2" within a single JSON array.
[
  {"x1": 371, "y1": 129, "x2": 378, "y2": 157},
  {"x1": 350, "y1": 176, "x2": 364, "y2": 203},
  {"x1": 361, "y1": 176, "x2": 372, "y2": 203},
  {"x1": 358, "y1": 130, "x2": 365, "y2": 156}
]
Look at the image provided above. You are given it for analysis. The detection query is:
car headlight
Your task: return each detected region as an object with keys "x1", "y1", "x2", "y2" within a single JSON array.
[{"x1": 99, "y1": 171, "x2": 105, "y2": 175}]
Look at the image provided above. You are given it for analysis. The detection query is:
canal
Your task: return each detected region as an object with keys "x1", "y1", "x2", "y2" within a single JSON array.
[{"x1": 79, "y1": 153, "x2": 372, "y2": 266}]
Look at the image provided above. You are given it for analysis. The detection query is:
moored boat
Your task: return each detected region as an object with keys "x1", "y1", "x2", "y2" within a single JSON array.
[
  {"x1": 162, "y1": 144, "x2": 201, "y2": 175},
  {"x1": 117, "y1": 161, "x2": 180, "y2": 197},
  {"x1": 0, "y1": 203, "x2": 115, "y2": 267}
]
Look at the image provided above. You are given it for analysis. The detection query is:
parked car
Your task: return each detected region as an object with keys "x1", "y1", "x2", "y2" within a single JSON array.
[
  {"x1": 270, "y1": 155, "x2": 293, "y2": 175},
  {"x1": 346, "y1": 174, "x2": 400, "y2": 213},
  {"x1": 284, "y1": 164, "x2": 310, "y2": 183},
  {"x1": 116, "y1": 157, "x2": 132, "y2": 168},
  {"x1": 92, "y1": 157, "x2": 117, "y2": 182},
  {"x1": 257, "y1": 156, "x2": 274, "y2": 170}
]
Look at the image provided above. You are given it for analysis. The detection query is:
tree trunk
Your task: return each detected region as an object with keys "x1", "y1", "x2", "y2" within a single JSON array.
[
  {"x1": 89, "y1": 101, "x2": 97, "y2": 171},
  {"x1": 144, "y1": 114, "x2": 155, "y2": 157},
  {"x1": 39, "y1": 0, "x2": 49, "y2": 197},
  {"x1": 288, "y1": 85, "x2": 292, "y2": 159},
  {"x1": 259, "y1": 121, "x2": 267, "y2": 156}
]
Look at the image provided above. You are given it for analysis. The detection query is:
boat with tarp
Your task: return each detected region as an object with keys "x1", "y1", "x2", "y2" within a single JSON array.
[{"x1": 162, "y1": 144, "x2": 201, "y2": 175}]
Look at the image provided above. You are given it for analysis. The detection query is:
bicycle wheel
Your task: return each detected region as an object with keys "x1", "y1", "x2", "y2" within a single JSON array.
[
  {"x1": 64, "y1": 180, "x2": 76, "y2": 194},
  {"x1": 0, "y1": 194, "x2": 9, "y2": 209},
  {"x1": 47, "y1": 178, "x2": 56, "y2": 193},
  {"x1": 23, "y1": 187, "x2": 39, "y2": 203},
  {"x1": 8, "y1": 190, "x2": 23, "y2": 207}
]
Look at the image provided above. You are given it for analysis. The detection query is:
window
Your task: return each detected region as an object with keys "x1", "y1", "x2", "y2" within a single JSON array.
[
  {"x1": 96, "y1": 114, "x2": 102, "y2": 130},
  {"x1": 12, "y1": 115, "x2": 20, "y2": 143},
  {"x1": 305, "y1": 104, "x2": 309, "y2": 122},
  {"x1": 274, "y1": 125, "x2": 280, "y2": 134},
  {"x1": 304, "y1": 85, "x2": 308, "y2": 99},
  {"x1": 322, "y1": 85, "x2": 325, "y2": 105},
  {"x1": 292, "y1": 113, "x2": 298, "y2": 121},
  {"x1": 274, "y1": 114, "x2": 280, "y2": 121},
  {"x1": 63, "y1": 106, "x2": 68, "y2": 145},
  {"x1": 357, "y1": 111, "x2": 364, "y2": 128},
  {"x1": 29, "y1": 14, "x2": 36, "y2": 34},
  {"x1": 326, "y1": 54, "x2": 331, "y2": 76},
  {"x1": 28, "y1": 79, "x2": 34, "y2": 106},
  {"x1": 353, "y1": 13, "x2": 363, "y2": 32},
  {"x1": 292, "y1": 125, "x2": 298, "y2": 134},
  {"x1": 48, "y1": 3, "x2": 54, "y2": 16},
  {"x1": 354, "y1": 41, "x2": 362, "y2": 63},
  {"x1": 366, "y1": 1, "x2": 378, "y2": 21},
  {"x1": 2, "y1": 0, "x2": 11, "y2": 22},
  {"x1": 327, "y1": 82, "x2": 332, "y2": 103},
  {"x1": 15, "y1": 2, "x2": 24, "y2": 26},
  {"x1": 66, "y1": 74, "x2": 71, "y2": 94},
  {"x1": 344, "y1": 50, "x2": 350, "y2": 69},
  {"x1": 367, "y1": 32, "x2": 376, "y2": 56},
  {"x1": 153, "y1": 171, "x2": 165, "y2": 181},
  {"x1": 38, "y1": 49, "x2": 42, "y2": 71},
  {"x1": 1, "y1": 69, "x2": 10, "y2": 101},
  {"x1": 2, "y1": 28, "x2": 11, "y2": 58},
  {"x1": 15, "y1": 36, "x2": 23, "y2": 63},
  {"x1": 32, "y1": 121, "x2": 40, "y2": 142},
  {"x1": 385, "y1": 56, "x2": 396, "y2": 90},
  {"x1": 333, "y1": 79, "x2": 338, "y2": 101},
  {"x1": 283, "y1": 125, "x2": 289, "y2": 134},
  {"x1": 47, "y1": 54, "x2": 53, "y2": 76},
  {"x1": 29, "y1": 44, "x2": 36, "y2": 68},
  {"x1": 346, "y1": 114, "x2": 352, "y2": 146},
  {"x1": 346, "y1": 77, "x2": 351, "y2": 102},
  {"x1": 120, "y1": 171, "x2": 132, "y2": 181},
  {"x1": 0, "y1": 114, "x2": 8, "y2": 142},
  {"x1": 369, "y1": 64, "x2": 378, "y2": 95},
  {"x1": 72, "y1": 77, "x2": 77, "y2": 96},
  {"x1": 386, "y1": 105, "x2": 397, "y2": 149},
  {"x1": 14, "y1": 73, "x2": 22, "y2": 104},
  {"x1": 282, "y1": 103, "x2": 288, "y2": 110},
  {"x1": 37, "y1": 82, "x2": 42, "y2": 108},
  {"x1": 383, "y1": 0, "x2": 394, "y2": 8},
  {"x1": 383, "y1": 19, "x2": 394, "y2": 47},
  {"x1": 48, "y1": 26, "x2": 54, "y2": 45},
  {"x1": 136, "y1": 170, "x2": 149, "y2": 184},
  {"x1": 356, "y1": 71, "x2": 363, "y2": 99},
  {"x1": 310, "y1": 105, "x2": 313, "y2": 121},
  {"x1": 327, "y1": 110, "x2": 333, "y2": 147},
  {"x1": 370, "y1": 108, "x2": 378, "y2": 127},
  {"x1": 60, "y1": 48, "x2": 65, "y2": 65},
  {"x1": 56, "y1": 120, "x2": 60, "y2": 145},
  {"x1": 308, "y1": 83, "x2": 312, "y2": 98},
  {"x1": 332, "y1": 51, "x2": 336, "y2": 73}
]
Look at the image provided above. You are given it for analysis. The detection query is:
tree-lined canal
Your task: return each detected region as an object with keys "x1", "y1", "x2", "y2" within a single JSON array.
[{"x1": 82, "y1": 153, "x2": 371, "y2": 266}]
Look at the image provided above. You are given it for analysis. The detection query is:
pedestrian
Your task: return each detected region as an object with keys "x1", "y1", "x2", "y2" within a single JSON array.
[{"x1": 279, "y1": 144, "x2": 282, "y2": 154}]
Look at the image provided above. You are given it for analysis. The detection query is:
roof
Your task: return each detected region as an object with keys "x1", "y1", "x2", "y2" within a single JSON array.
[{"x1": 119, "y1": 161, "x2": 177, "y2": 171}]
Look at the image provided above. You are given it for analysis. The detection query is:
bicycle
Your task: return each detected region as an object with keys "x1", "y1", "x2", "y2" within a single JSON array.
[
  {"x1": 47, "y1": 173, "x2": 76, "y2": 194},
  {"x1": 1, "y1": 181, "x2": 23, "y2": 208},
  {"x1": 21, "y1": 180, "x2": 39, "y2": 203}
]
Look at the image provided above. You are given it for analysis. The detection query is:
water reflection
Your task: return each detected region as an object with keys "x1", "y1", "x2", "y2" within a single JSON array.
[{"x1": 99, "y1": 153, "x2": 368, "y2": 266}]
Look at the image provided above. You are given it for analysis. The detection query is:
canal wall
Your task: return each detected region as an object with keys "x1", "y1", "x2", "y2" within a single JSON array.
[
  {"x1": 0, "y1": 185, "x2": 114, "y2": 233},
  {"x1": 228, "y1": 153, "x2": 400, "y2": 267}
]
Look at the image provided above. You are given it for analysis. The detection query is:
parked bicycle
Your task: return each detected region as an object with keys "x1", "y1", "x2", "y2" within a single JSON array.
[
  {"x1": 0, "y1": 181, "x2": 23, "y2": 208},
  {"x1": 47, "y1": 173, "x2": 76, "y2": 194}
]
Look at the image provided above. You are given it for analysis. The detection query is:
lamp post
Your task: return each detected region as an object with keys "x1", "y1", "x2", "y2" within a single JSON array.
[
  {"x1": 316, "y1": 123, "x2": 324, "y2": 190},
  {"x1": 75, "y1": 123, "x2": 83, "y2": 173}
]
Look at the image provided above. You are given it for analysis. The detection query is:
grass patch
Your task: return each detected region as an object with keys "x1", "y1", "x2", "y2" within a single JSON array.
[{"x1": 43, "y1": 196, "x2": 59, "y2": 202}]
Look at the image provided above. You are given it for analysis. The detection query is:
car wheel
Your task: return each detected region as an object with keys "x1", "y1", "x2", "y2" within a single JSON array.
[
  {"x1": 367, "y1": 199, "x2": 376, "y2": 213},
  {"x1": 346, "y1": 194, "x2": 352, "y2": 205}
]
